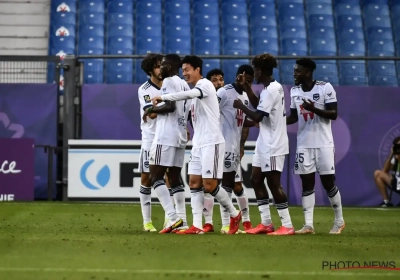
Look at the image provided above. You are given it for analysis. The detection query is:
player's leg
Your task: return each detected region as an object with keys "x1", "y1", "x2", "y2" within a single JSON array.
[
  {"x1": 163, "y1": 172, "x2": 174, "y2": 228},
  {"x1": 149, "y1": 144, "x2": 182, "y2": 233},
  {"x1": 233, "y1": 164, "x2": 252, "y2": 231},
  {"x1": 168, "y1": 147, "x2": 188, "y2": 231},
  {"x1": 138, "y1": 147, "x2": 156, "y2": 232},
  {"x1": 202, "y1": 190, "x2": 215, "y2": 232},
  {"x1": 318, "y1": 148, "x2": 345, "y2": 234},
  {"x1": 245, "y1": 151, "x2": 273, "y2": 234},
  {"x1": 294, "y1": 148, "x2": 317, "y2": 234},
  {"x1": 176, "y1": 148, "x2": 205, "y2": 234},
  {"x1": 219, "y1": 170, "x2": 235, "y2": 234},
  {"x1": 266, "y1": 156, "x2": 295, "y2": 236}
]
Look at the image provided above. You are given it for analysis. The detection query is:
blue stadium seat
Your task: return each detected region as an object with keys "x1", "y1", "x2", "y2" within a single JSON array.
[
  {"x1": 223, "y1": 26, "x2": 249, "y2": 38},
  {"x1": 310, "y1": 39, "x2": 337, "y2": 55},
  {"x1": 251, "y1": 37, "x2": 279, "y2": 55},
  {"x1": 308, "y1": 15, "x2": 334, "y2": 27},
  {"x1": 79, "y1": 24, "x2": 104, "y2": 37},
  {"x1": 165, "y1": 14, "x2": 190, "y2": 26},
  {"x1": 368, "y1": 61, "x2": 397, "y2": 78},
  {"x1": 367, "y1": 39, "x2": 395, "y2": 56},
  {"x1": 106, "y1": 72, "x2": 133, "y2": 84},
  {"x1": 193, "y1": 37, "x2": 220, "y2": 55},
  {"x1": 223, "y1": 37, "x2": 250, "y2": 55},
  {"x1": 361, "y1": 0, "x2": 388, "y2": 3},
  {"x1": 280, "y1": 26, "x2": 307, "y2": 39},
  {"x1": 108, "y1": 13, "x2": 133, "y2": 25},
  {"x1": 314, "y1": 61, "x2": 339, "y2": 85},
  {"x1": 50, "y1": 36, "x2": 75, "y2": 50},
  {"x1": 337, "y1": 28, "x2": 365, "y2": 41},
  {"x1": 363, "y1": 4, "x2": 390, "y2": 16},
  {"x1": 51, "y1": 24, "x2": 76, "y2": 38},
  {"x1": 251, "y1": 26, "x2": 279, "y2": 39},
  {"x1": 249, "y1": 2, "x2": 276, "y2": 17},
  {"x1": 78, "y1": 47, "x2": 104, "y2": 55},
  {"x1": 278, "y1": 3, "x2": 305, "y2": 16},
  {"x1": 136, "y1": 37, "x2": 162, "y2": 54},
  {"x1": 165, "y1": 37, "x2": 191, "y2": 54},
  {"x1": 278, "y1": 15, "x2": 306, "y2": 28},
  {"x1": 305, "y1": 0, "x2": 332, "y2": 3},
  {"x1": 78, "y1": 36, "x2": 104, "y2": 51},
  {"x1": 135, "y1": 59, "x2": 148, "y2": 83},
  {"x1": 336, "y1": 15, "x2": 363, "y2": 28},
  {"x1": 136, "y1": 1, "x2": 162, "y2": 14},
  {"x1": 369, "y1": 76, "x2": 398, "y2": 86},
  {"x1": 279, "y1": 60, "x2": 296, "y2": 78},
  {"x1": 107, "y1": 24, "x2": 133, "y2": 37},
  {"x1": 79, "y1": 13, "x2": 105, "y2": 25},
  {"x1": 338, "y1": 39, "x2": 366, "y2": 55},
  {"x1": 366, "y1": 27, "x2": 393, "y2": 40},
  {"x1": 136, "y1": 25, "x2": 162, "y2": 37},
  {"x1": 108, "y1": 1, "x2": 134, "y2": 13},
  {"x1": 84, "y1": 72, "x2": 104, "y2": 84},
  {"x1": 193, "y1": 1, "x2": 219, "y2": 15},
  {"x1": 309, "y1": 27, "x2": 336, "y2": 40},
  {"x1": 194, "y1": 14, "x2": 219, "y2": 26},
  {"x1": 277, "y1": 0, "x2": 303, "y2": 2},
  {"x1": 193, "y1": 26, "x2": 220, "y2": 38},
  {"x1": 222, "y1": 59, "x2": 251, "y2": 83},
  {"x1": 81, "y1": 58, "x2": 104, "y2": 84},
  {"x1": 52, "y1": 12, "x2": 76, "y2": 25},
  {"x1": 106, "y1": 59, "x2": 133, "y2": 73},
  {"x1": 335, "y1": 4, "x2": 362, "y2": 16},
  {"x1": 306, "y1": 3, "x2": 333, "y2": 15},
  {"x1": 364, "y1": 16, "x2": 391, "y2": 28},
  {"x1": 250, "y1": 14, "x2": 278, "y2": 27},
  {"x1": 281, "y1": 38, "x2": 308, "y2": 56},
  {"x1": 79, "y1": 1, "x2": 105, "y2": 13},
  {"x1": 165, "y1": 2, "x2": 190, "y2": 14},
  {"x1": 339, "y1": 61, "x2": 367, "y2": 78},
  {"x1": 165, "y1": 26, "x2": 191, "y2": 37},
  {"x1": 221, "y1": 14, "x2": 248, "y2": 27},
  {"x1": 107, "y1": 36, "x2": 133, "y2": 54},
  {"x1": 221, "y1": 2, "x2": 247, "y2": 14},
  {"x1": 52, "y1": 0, "x2": 77, "y2": 13},
  {"x1": 136, "y1": 14, "x2": 162, "y2": 25},
  {"x1": 340, "y1": 76, "x2": 368, "y2": 86},
  {"x1": 334, "y1": 0, "x2": 360, "y2": 3},
  {"x1": 203, "y1": 59, "x2": 221, "y2": 75}
]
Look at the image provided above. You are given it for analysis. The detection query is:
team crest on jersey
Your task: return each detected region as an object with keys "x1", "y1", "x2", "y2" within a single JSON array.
[
  {"x1": 178, "y1": 116, "x2": 186, "y2": 126},
  {"x1": 144, "y1": 161, "x2": 149, "y2": 168},
  {"x1": 144, "y1": 95, "x2": 151, "y2": 103},
  {"x1": 313, "y1": 93, "x2": 320, "y2": 101},
  {"x1": 244, "y1": 100, "x2": 249, "y2": 106},
  {"x1": 225, "y1": 160, "x2": 231, "y2": 168}
]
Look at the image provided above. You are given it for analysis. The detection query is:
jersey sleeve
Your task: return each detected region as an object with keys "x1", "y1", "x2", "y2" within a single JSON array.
[
  {"x1": 160, "y1": 78, "x2": 176, "y2": 95},
  {"x1": 324, "y1": 83, "x2": 337, "y2": 104},
  {"x1": 216, "y1": 88, "x2": 227, "y2": 109},
  {"x1": 290, "y1": 88, "x2": 296, "y2": 109},
  {"x1": 194, "y1": 80, "x2": 213, "y2": 99},
  {"x1": 138, "y1": 88, "x2": 153, "y2": 111},
  {"x1": 256, "y1": 89, "x2": 276, "y2": 116}
]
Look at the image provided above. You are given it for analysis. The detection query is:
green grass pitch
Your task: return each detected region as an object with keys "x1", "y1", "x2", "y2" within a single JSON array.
[{"x1": 0, "y1": 202, "x2": 399, "y2": 280}]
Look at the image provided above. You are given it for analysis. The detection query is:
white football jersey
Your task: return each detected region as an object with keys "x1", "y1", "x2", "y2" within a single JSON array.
[
  {"x1": 190, "y1": 78, "x2": 225, "y2": 148},
  {"x1": 153, "y1": 75, "x2": 190, "y2": 148},
  {"x1": 138, "y1": 79, "x2": 160, "y2": 144},
  {"x1": 290, "y1": 81, "x2": 337, "y2": 148},
  {"x1": 217, "y1": 83, "x2": 249, "y2": 155},
  {"x1": 256, "y1": 80, "x2": 289, "y2": 156}
]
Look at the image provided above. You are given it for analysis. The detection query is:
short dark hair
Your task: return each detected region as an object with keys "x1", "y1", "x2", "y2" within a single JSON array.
[
  {"x1": 236, "y1": 64, "x2": 254, "y2": 77},
  {"x1": 393, "y1": 136, "x2": 400, "y2": 145},
  {"x1": 141, "y1": 53, "x2": 163, "y2": 76},
  {"x1": 164, "y1": 54, "x2": 182, "y2": 71},
  {"x1": 181, "y1": 55, "x2": 203, "y2": 75},
  {"x1": 252, "y1": 54, "x2": 278, "y2": 76},
  {"x1": 206, "y1": 68, "x2": 224, "y2": 80},
  {"x1": 296, "y1": 58, "x2": 317, "y2": 72}
]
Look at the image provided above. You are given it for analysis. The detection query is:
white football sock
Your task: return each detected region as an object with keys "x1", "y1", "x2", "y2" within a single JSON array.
[
  {"x1": 172, "y1": 185, "x2": 187, "y2": 224},
  {"x1": 276, "y1": 202, "x2": 293, "y2": 228},
  {"x1": 153, "y1": 180, "x2": 179, "y2": 222},
  {"x1": 139, "y1": 185, "x2": 152, "y2": 224},
  {"x1": 203, "y1": 192, "x2": 214, "y2": 224},
  {"x1": 235, "y1": 187, "x2": 250, "y2": 222},
  {"x1": 191, "y1": 188, "x2": 204, "y2": 229},
  {"x1": 212, "y1": 186, "x2": 238, "y2": 218},
  {"x1": 257, "y1": 199, "x2": 272, "y2": 225},
  {"x1": 220, "y1": 186, "x2": 232, "y2": 227},
  {"x1": 302, "y1": 190, "x2": 315, "y2": 227},
  {"x1": 327, "y1": 186, "x2": 344, "y2": 223}
]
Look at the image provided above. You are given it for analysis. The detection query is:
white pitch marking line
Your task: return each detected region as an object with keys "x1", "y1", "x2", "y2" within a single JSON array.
[{"x1": 0, "y1": 267, "x2": 397, "y2": 277}]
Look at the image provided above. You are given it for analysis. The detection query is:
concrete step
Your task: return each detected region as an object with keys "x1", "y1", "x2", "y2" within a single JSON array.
[
  {"x1": 0, "y1": 26, "x2": 48, "y2": 37},
  {"x1": 0, "y1": 2, "x2": 49, "y2": 14},
  {"x1": 0, "y1": 14, "x2": 49, "y2": 26},
  {"x1": 0, "y1": 49, "x2": 47, "y2": 55},
  {"x1": 0, "y1": 37, "x2": 48, "y2": 49}
]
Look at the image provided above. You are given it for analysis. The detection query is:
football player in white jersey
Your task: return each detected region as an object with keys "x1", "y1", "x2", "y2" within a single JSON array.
[
  {"x1": 286, "y1": 58, "x2": 345, "y2": 234},
  {"x1": 142, "y1": 54, "x2": 191, "y2": 233},
  {"x1": 152, "y1": 55, "x2": 242, "y2": 235},
  {"x1": 137, "y1": 53, "x2": 163, "y2": 232},
  {"x1": 206, "y1": 68, "x2": 225, "y2": 90},
  {"x1": 233, "y1": 54, "x2": 295, "y2": 235}
]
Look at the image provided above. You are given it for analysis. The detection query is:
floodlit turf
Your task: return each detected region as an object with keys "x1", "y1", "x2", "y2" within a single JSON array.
[{"x1": 0, "y1": 202, "x2": 399, "y2": 280}]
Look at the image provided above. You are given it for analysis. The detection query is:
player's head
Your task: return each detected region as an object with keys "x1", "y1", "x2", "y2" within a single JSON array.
[
  {"x1": 206, "y1": 69, "x2": 224, "y2": 90},
  {"x1": 160, "y1": 54, "x2": 182, "y2": 79},
  {"x1": 251, "y1": 54, "x2": 278, "y2": 85},
  {"x1": 141, "y1": 53, "x2": 163, "y2": 81},
  {"x1": 294, "y1": 58, "x2": 317, "y2": 85},
  {"x1": 236, "y1": 64, "x2": 254, "y2": 89},
  {"x1": 181, "y1": 55, "x2": 203, "y2": 85}
]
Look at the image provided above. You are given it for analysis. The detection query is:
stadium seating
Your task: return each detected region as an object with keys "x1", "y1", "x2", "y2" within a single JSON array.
[{"x1": 47, "y1": 0, "x2": 399, "y2": 86}]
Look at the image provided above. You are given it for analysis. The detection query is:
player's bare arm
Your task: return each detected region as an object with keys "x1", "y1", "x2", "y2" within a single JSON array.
[
  {"x1": 286, "y1": 108, "x2": 299, "y2": 125},
  {"x1": 233, "y1": 99, "x2": 264, "y2": 123},
  {"x1": 383, "y1": 151, "x2": 394, "y2": 173},
  {"x1": 302, "y1": 98, "x2": 337, "y2": 120},
  {"x1": 244, "y1": 118, "x2": 257, "y2": 127},
  {"x1": 142, "y1": 101, "x2": 176, "y2": 122},
  {"x1": 237, "y1": 71, "x2": 259, "y2": 108},
  {"x1": 240, "y1": 125, "x2": 249, "y2": 159}
]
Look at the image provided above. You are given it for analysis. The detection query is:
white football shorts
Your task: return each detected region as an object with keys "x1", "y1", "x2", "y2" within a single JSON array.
[
  {"x1": 188, "y1": 143, "x2": 225, "y2": 179},
  {"x1": 294, "y1": 147, "x2": 335, "y2": 175},
  {"x1": 253, "y1": 150, "x2": 286, "y2": 172},
  {"x1": 149, "y1": 144, "x2": 185, "y2": 168}
]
